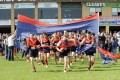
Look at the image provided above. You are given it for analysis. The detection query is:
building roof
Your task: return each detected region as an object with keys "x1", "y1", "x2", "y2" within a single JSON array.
[{"x1": 0, "y1": 0, "x2": 120, "y2": 3}]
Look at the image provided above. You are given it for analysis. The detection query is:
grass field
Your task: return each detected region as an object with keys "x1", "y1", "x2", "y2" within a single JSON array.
[{"x1": 0, "y1": 53, "x2": 120, "y2": 80}]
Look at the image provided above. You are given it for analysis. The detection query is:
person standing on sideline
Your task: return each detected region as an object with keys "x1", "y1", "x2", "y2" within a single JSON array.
[
  {"x1": 112, "y1": 37, "x2": 118, "y2": 55},
  {"x1": 0, "y1": 40, "x2": 3, "y2": 58},
  {"x1": 7, "y1": 31, "x2": 16, "y2": 61},
  {"x1": 116, "y1": 31, "x2": 120, "y2": 53},
  {"x1": 4, "y1": 37, "x2": 8, "y2": 59}
]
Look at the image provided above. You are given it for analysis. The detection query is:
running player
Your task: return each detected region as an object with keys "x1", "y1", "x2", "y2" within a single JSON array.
[
  {"x1": 41, "y1": 32, "x2": 50, "y2": 67},
  {"x1": 27, "y1": 33, "x2": 40, "y2": 72},
  {"x1": 80, "y1": 32, "x2": 95, "y2": 71},
  {"x1": 51, "y1": 32, "x2": 60, "y2": 64},
  {"x1": 57, "y1": 35, "x2": 70, "y2": 72}
]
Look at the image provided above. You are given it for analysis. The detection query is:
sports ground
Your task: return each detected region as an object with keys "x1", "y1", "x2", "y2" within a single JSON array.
[{"x1": 0, "y1": 53, "x2": 120, "y2": 80}]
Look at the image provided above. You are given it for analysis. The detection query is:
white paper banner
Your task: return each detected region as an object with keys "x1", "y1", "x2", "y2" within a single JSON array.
[
  {"x1": 14, "y1": 3, "x2": 35, "y2": 9},
  {"x1": 0, "y1": 20, "x2": 11, "y2": 25},
  {"x1": 62, "y1": 19, "x2": 80, "y2": 23},
  {"x1": 0, "y1": 20, "x2": 18, "y2": 26},
  {"x1": 0, "y1": 4, "x2": 11, "y2": 9},
  {"x1": 39, "y1": 19, "x2": 58, "y2": 24},
  {"x1": 38, "y1": 2, "x2": 58, "y2": 8}
]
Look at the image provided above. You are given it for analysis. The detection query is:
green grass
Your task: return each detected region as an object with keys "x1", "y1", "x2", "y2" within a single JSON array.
[{"x1": 0, "y1": 53, "x2": 120, "y2": 80}]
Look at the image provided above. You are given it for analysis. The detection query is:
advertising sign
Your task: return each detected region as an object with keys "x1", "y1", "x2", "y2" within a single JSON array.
[
  {"x1": 62, "y1": 19, "x2": 80, "y2": 23},
  {"x1": 100, "y1": 17, "x2": 120, "y2": 25},
  {"x1": 0, "y1": 4, "x2": 11, "y2": 9},
  {"x1": 14, "y1": 3, "x2": 35, "y2": 8},
  {"x1": 38, "y1": 2, "x2": 58, "y2": 8},
  {"x1": 86, "y1": 3, "x2": 120, "y2": 7},
  {"x1": 39, "y1": 19, "x2": 58, "y2": 24},
  {"x1": 86, "y1": 3, "x2": 106, "y2": 7}
]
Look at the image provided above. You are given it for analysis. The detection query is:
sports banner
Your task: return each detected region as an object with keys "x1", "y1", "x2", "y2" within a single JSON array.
[{"x1": 16, "y1": 13, "x2": 99, "y2": 40}]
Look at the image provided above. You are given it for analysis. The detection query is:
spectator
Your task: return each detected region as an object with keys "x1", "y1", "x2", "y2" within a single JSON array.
[
  {"x1": 0, "y1": 33, "x2": 2, "y2": 41},
  {"x1": 116, "y1": 31, "x2": 120, "y2": 53},
  {"x1": 112, "y1": 37, "x2": 118, "y2": 55},
  {"x1": 99, "y1": 31, "x2": 106, "y2": 48},
  {"x1": 7, "y1": 31, "x2": 16, "y2": 61},
  {"x1": 0, "y1": 40, "x2": 3, "y2": 58},
  {"x1": 3, "y1": 37, "x2": 8, "y2": 59},
  {"x1": 113, "y1": 31, "x2": 117, "y2": 38}
]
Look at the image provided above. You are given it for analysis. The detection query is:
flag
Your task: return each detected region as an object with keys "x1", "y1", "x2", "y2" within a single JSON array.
[
  {"x1": 16, "y1": 13, "x2": 99, "y2": 40},
  {"x1": 98, "y1": 46, "x2": 120, "y2": 59}
]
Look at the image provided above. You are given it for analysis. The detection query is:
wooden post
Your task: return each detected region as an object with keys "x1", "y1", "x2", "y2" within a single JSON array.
[
  {"x1": 11, "y1": 2, "x2": 15, "y2": 33},
  {"x1": 35, "y1": 1, "x2": 38, "y2": 20},
  {"x1": 106, "y1": 25, "x2": 109, "y2": 33},
  {"x1": 58, "y1": 2, "x2": 62, "y2": 24}
]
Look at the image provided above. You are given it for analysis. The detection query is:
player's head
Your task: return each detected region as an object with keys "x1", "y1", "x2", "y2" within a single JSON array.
[
  {"x1": 62, "y1": 35, "x2": 67, "y2": 41},
  {"x1": 30, "y1": 33, "x2": 34, "y2": 38},
  {"x1": 86, "y1": 31, "x2": 91, "y2": 37}
]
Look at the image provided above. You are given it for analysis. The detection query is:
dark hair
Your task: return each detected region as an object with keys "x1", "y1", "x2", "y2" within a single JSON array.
[
  {"x1": 23, "y1": 38, "x2": 26, "y2": 41},
  {"x1": 30, "y1": 33, "x2": 33, "y2": 34},
  {"x1": 92, "y1": 33, "x2": 95, "y2": 36},
  {"x1": 30, "y1": 33, "x2": 35, "y2": 36},
  {"x1": 87, "y1": 31, "x2": 91, "y2": 34},
  {"x1": 42, "y1": 32, "x2": 46, "y2": 34},
  {"x1": 113, "y1": 37, "x2": 117, "y2": 41}
]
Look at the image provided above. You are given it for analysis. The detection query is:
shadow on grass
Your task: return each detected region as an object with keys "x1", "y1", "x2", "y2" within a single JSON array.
[
  {"x1": 55, "y1": 65, "x2": 88, "y2": 70},
  {"x1": 34, "y1": 68, "x2": 120, "y2": 73},
  {"x1": 94, "y1": 66, "x2": 111, "y2": 68},
  {"x1": 14, "y1": 59, "x2": 26, "y2": 61},
  {"x1": 68, "y1": 69, "x2": 87, "y2": 72},
  {"x1": 91, "y1": 68, "x2": 120, "y2": 72},
  {"x1": 40, "y1": 70, "x2": 63, "y2": 72},
  {"x1": 55, "y1": 65, "x2": 64, "y2": 67},
  {"x1": 0, "y1": 69, "x2": 3, "y2": 71},
  {"x1": 69, "y1": 68, "x2": 120, "y2": 72},
  {"x1": 112, "y1": 65, "x2": 120, "y2": 67},
  {"x1": 45, "y1": 69, "x2": 87, "y2": 72}
]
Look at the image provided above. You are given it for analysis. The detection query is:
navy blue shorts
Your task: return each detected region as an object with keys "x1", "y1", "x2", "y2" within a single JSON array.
[
  {"x1": 52, "y1": 48, "x2": 57, "y2": 52},
  {"x1": 43, "y1": 48, "x2": 50, "y2": 53},
  {"x1": 85, "y1": 47, "x2": 94, "y2": 56},
  {"x1": 38, "y1": 48, "x2": 43, "y2": 52},
  {"x1": 59, "y1": 48, "x2": 70, "y2": 58},
  {"x1": 70, "y1": 46, "x2": 76, "y2": 52},
  {"x1": 29, "y1": 49, "x2": 38, "y2": 58}
]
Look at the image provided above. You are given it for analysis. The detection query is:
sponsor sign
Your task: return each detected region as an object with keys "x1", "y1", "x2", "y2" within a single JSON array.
[{"x1": 100, "y1": 16, "x2": 120, "y2": 25}]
